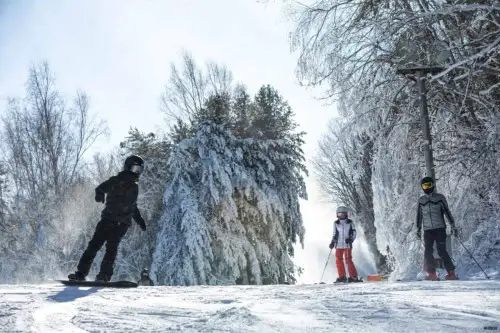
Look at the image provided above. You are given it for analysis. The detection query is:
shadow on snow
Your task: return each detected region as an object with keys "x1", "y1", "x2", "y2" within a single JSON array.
[{"x1": 48, "y1": 286, "x2": 101, "y2": 303}]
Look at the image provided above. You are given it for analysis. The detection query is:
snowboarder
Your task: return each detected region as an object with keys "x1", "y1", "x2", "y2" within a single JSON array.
[
  {"x1": 68, "y1": 155, "x2": 147, "y2": 282},
  {"x1": 329, "y1": 206, "x2": 362, "y2": 283},
  {"x1": 416, "y1": 176, "x2": 459, "y2": 281},
  {"x1": 137, "y1": 268, "x2": 154, "y2": 286}
]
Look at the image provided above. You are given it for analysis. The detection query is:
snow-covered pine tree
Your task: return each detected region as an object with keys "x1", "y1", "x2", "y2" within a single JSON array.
[
  {"x1": 150, "y1": 126, "x2": 215, "y2": 285},
  {"x1": 249, "y1": 85, "x2": 307, "y2": 283},
  {"x1": 151, "y1": 92, "x2": 307, "y2": 285}
]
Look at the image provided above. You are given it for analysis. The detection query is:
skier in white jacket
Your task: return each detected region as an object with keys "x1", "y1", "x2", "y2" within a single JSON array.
[{"x1": 329, "y1": 206, "x2": 362, "y2": 283}]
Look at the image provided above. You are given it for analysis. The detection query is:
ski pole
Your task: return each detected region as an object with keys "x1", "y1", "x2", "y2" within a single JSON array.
[
  {"x1": 455, "y1": 236, "x2": 490, "y2": 279},
  {"x1": 319, "y1": 249, "x2": 332, "y2": 284}
]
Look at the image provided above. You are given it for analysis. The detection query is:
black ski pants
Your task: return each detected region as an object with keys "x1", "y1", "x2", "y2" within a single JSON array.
[
  {"x1": 424, "y1": 227, "x2": 455, "y2": 273},
  {"x1": 77, "y1": 218, "x2": 129, "y2": 278}
]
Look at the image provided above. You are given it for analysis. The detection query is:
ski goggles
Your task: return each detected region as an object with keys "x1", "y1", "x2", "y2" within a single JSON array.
[
  {"x1": 130, "y1": 164, "x2": 144, "y2": 175},
  {"x1": 421, "y1": 182, "x2": 433, "y2": 189}
]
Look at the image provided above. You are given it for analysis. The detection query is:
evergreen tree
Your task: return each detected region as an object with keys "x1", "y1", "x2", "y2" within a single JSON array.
[
  {"x1": 252, "y1": 85, "x2": 298, "y2": 140},
  {"x1": 169, "y1": 119, "x2": 195, "y2": 144},
  {"x1": 193, "y1": 93, "x2": 232, "y2": 125},
  {"x1": 152, "y1": 92, "x2": 307, "y2": 285},
  {"x1": 230, "y1": 85, "x2": 252, "y2": 138}
]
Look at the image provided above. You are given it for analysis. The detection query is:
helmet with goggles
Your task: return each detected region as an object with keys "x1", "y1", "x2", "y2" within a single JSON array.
[
  {"x1": 336, "y1": 205, "x2": 349, "y2": 219},
  {"x1": 124, "y1": 155, "x2": 145, "y2": 175},
  {"x1": 421, "y1": 176, "x2": 434, "y2": 194}
]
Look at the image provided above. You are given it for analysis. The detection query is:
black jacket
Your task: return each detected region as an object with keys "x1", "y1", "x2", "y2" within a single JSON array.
[{"x1": 95, "y1": 171, "x2": 145, "y2": 228}]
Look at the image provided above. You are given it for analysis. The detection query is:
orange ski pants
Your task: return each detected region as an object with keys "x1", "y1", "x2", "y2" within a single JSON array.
[{"x1": 336, "y1": 248, "x2": 358, "y2": 278}]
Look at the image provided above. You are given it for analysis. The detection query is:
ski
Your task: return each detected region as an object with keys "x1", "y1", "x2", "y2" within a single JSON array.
[{"x1": 334, "y1": 279, "x2": 364, "y2": 284}]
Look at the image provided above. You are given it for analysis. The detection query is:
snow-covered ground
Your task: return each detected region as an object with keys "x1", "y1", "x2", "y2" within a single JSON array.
[{"x1": 0, "y1": 280, "x2": 499, "y2": 332}]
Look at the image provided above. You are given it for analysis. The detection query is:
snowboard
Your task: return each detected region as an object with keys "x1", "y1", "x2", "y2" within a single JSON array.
[{"x1": 57, "y1": 279, "x2": 138, "y2": 288}]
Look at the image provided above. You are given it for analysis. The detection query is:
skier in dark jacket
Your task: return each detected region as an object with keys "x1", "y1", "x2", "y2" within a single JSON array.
[
  {"x1": 416, "y1": 176, "x2": 458, "y2": 281},
  {"x1": 68, "y1": 155, "x2": 147, "y2": 282},
  {"x1": 137, "y1": 268, "x2": 154, "y2": 286}
]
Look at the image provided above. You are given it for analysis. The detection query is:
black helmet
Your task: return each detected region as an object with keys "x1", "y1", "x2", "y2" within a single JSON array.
[
  {"x1": 421, "y1": 176, "x2": 434, "y2": 194},
  {"x1": 124, "y1": 155, "x2": 144, "y2": 175}
]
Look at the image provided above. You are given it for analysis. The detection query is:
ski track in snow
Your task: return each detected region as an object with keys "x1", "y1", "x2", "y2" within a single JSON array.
[{"x1": 0, "y1": 280, "x2": 498, "y2": 332}]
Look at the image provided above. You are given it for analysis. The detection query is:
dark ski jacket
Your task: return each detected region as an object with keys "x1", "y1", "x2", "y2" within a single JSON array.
[
  {"x1": 331, "y1": 218, "x2": 357, "y2": 249},
  {"x1": 416, "y1": 192, "x2": 455, "y2": 232},
  {"x1": 95, "y1": 171, "x2": 145, "y2": 227}
]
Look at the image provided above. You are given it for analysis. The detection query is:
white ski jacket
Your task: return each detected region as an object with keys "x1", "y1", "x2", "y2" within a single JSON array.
[{"x1": 331, "y1": 218, "x2": 357, "y2": 249}]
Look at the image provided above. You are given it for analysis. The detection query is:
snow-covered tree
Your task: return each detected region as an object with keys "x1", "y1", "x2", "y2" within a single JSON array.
[
  {"x1": 288, "y1": 0, "x2": 500, "y2": 279},
  {"x1": 0, "y1": 162, "x2": 8, "y2": 227},
  {"x1": 152, "y1": 95, "x2": 307, "y2": 285},
  {"x1": 313, "y1": 119, "x2": 390, "y2": 273},
  {"x1": 0, "y1": 62, "x2": 108, "y2": 282}
]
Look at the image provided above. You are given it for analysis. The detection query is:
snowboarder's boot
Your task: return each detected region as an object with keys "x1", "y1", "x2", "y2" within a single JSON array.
[
  {"x1": 348, "y1": 276, "x2": 363, "y2": 283},
  {"x1": 95, "y1": 273, "x2": 111, "y2": 282},
  {"x1": 334, "y1": 276, "x2": 347, "y2": 283},
  {"x1": 68, "y1": 271, "x2": 85, "y2": 281},
  {"x1": 425, "y1": 272, "x2": 439, "y2": 281},
  {"x1": 445, "y1": 271, "x2": 458, "y2": 280}
]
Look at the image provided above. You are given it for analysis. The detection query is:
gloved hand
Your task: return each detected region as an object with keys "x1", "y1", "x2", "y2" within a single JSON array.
[
  {"x1": 417, "y1": 229, "x2": 422, "y2": 240},
  {"x1": 450, "y1": 225, "x2": 459, "y2": 237},
  {"x1": 345, "y1": 238, "x2": 353, "y2": 244},
  {"x1": 136, "y1": 218, "x2": 146, "y2": 231},
  {"x1": 329, "y1": 242, "x2": 335, "y2": 249},
  {"x1": 95, "y1": 191, "x2": 105, "y2": 203}
]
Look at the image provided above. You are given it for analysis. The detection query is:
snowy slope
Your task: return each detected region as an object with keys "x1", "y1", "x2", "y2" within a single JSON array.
[{"x1": 0, "y1": 280, "x2": 499, "y2": 333}]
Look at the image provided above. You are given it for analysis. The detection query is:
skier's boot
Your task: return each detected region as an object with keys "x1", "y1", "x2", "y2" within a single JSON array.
[
  {"x1": 95, "y1": 273, "x2": 111, "y2": 282},
  {"x1": 348, "y1": 276, "x2": 363, "y2": 283},
  {"x1": 445, "y1": 271, "x2": 458, "y2": 280},
  {"x1": 68, "y1": 271, "x2": 85, "y2": 281},
  {"x1": 334, "y1": 276, "x2": 347, "y2": 283},
  {"x1": 425, "y1": 272, "x2": 439, "y2": 281}
]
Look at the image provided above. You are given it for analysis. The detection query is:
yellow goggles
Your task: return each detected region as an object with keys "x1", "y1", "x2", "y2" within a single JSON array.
[{"x1": 421, "y1": 182, "x2": 433, "y2": 190}]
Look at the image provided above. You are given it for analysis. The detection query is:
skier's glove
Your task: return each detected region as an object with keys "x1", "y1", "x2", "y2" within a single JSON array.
[
  {"x1": 95, "y1": 191, "x2": 105, "y2": 203},
  {"x1": 450, "y1": 225, "x2": 459, "y2": 237},
  {"x1": 345, "y1": 238, "x2": 353, "y2": 244},
  {"x1": 329, "y1": 242, "x2": 335, "y2": 249},
  {"x1": 136, "y1": 218, "x2": 146, "y2": 231}
]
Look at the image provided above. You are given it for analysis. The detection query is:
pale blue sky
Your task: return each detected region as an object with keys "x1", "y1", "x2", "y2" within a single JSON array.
[{"x1": 0, "y1": 0, "x2": 374, "y2": 282}]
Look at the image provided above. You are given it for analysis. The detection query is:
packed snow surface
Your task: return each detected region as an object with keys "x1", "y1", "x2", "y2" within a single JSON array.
[{"x1": 0, "y1": 280, "x2": 499, "y2": 332}]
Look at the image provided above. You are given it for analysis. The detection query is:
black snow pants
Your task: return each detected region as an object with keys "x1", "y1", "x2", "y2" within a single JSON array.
[
  {"x1": 77, "y1": 218, "x2": 129, "y2": 278},
  {"x1": 424, "y1": 227, "x2": 455, "y2": 273}
]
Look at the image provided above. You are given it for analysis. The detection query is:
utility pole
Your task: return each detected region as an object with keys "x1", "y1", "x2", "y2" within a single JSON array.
[{"x1": 396, "y1": 66, "x2": 443, "y2": 185}]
